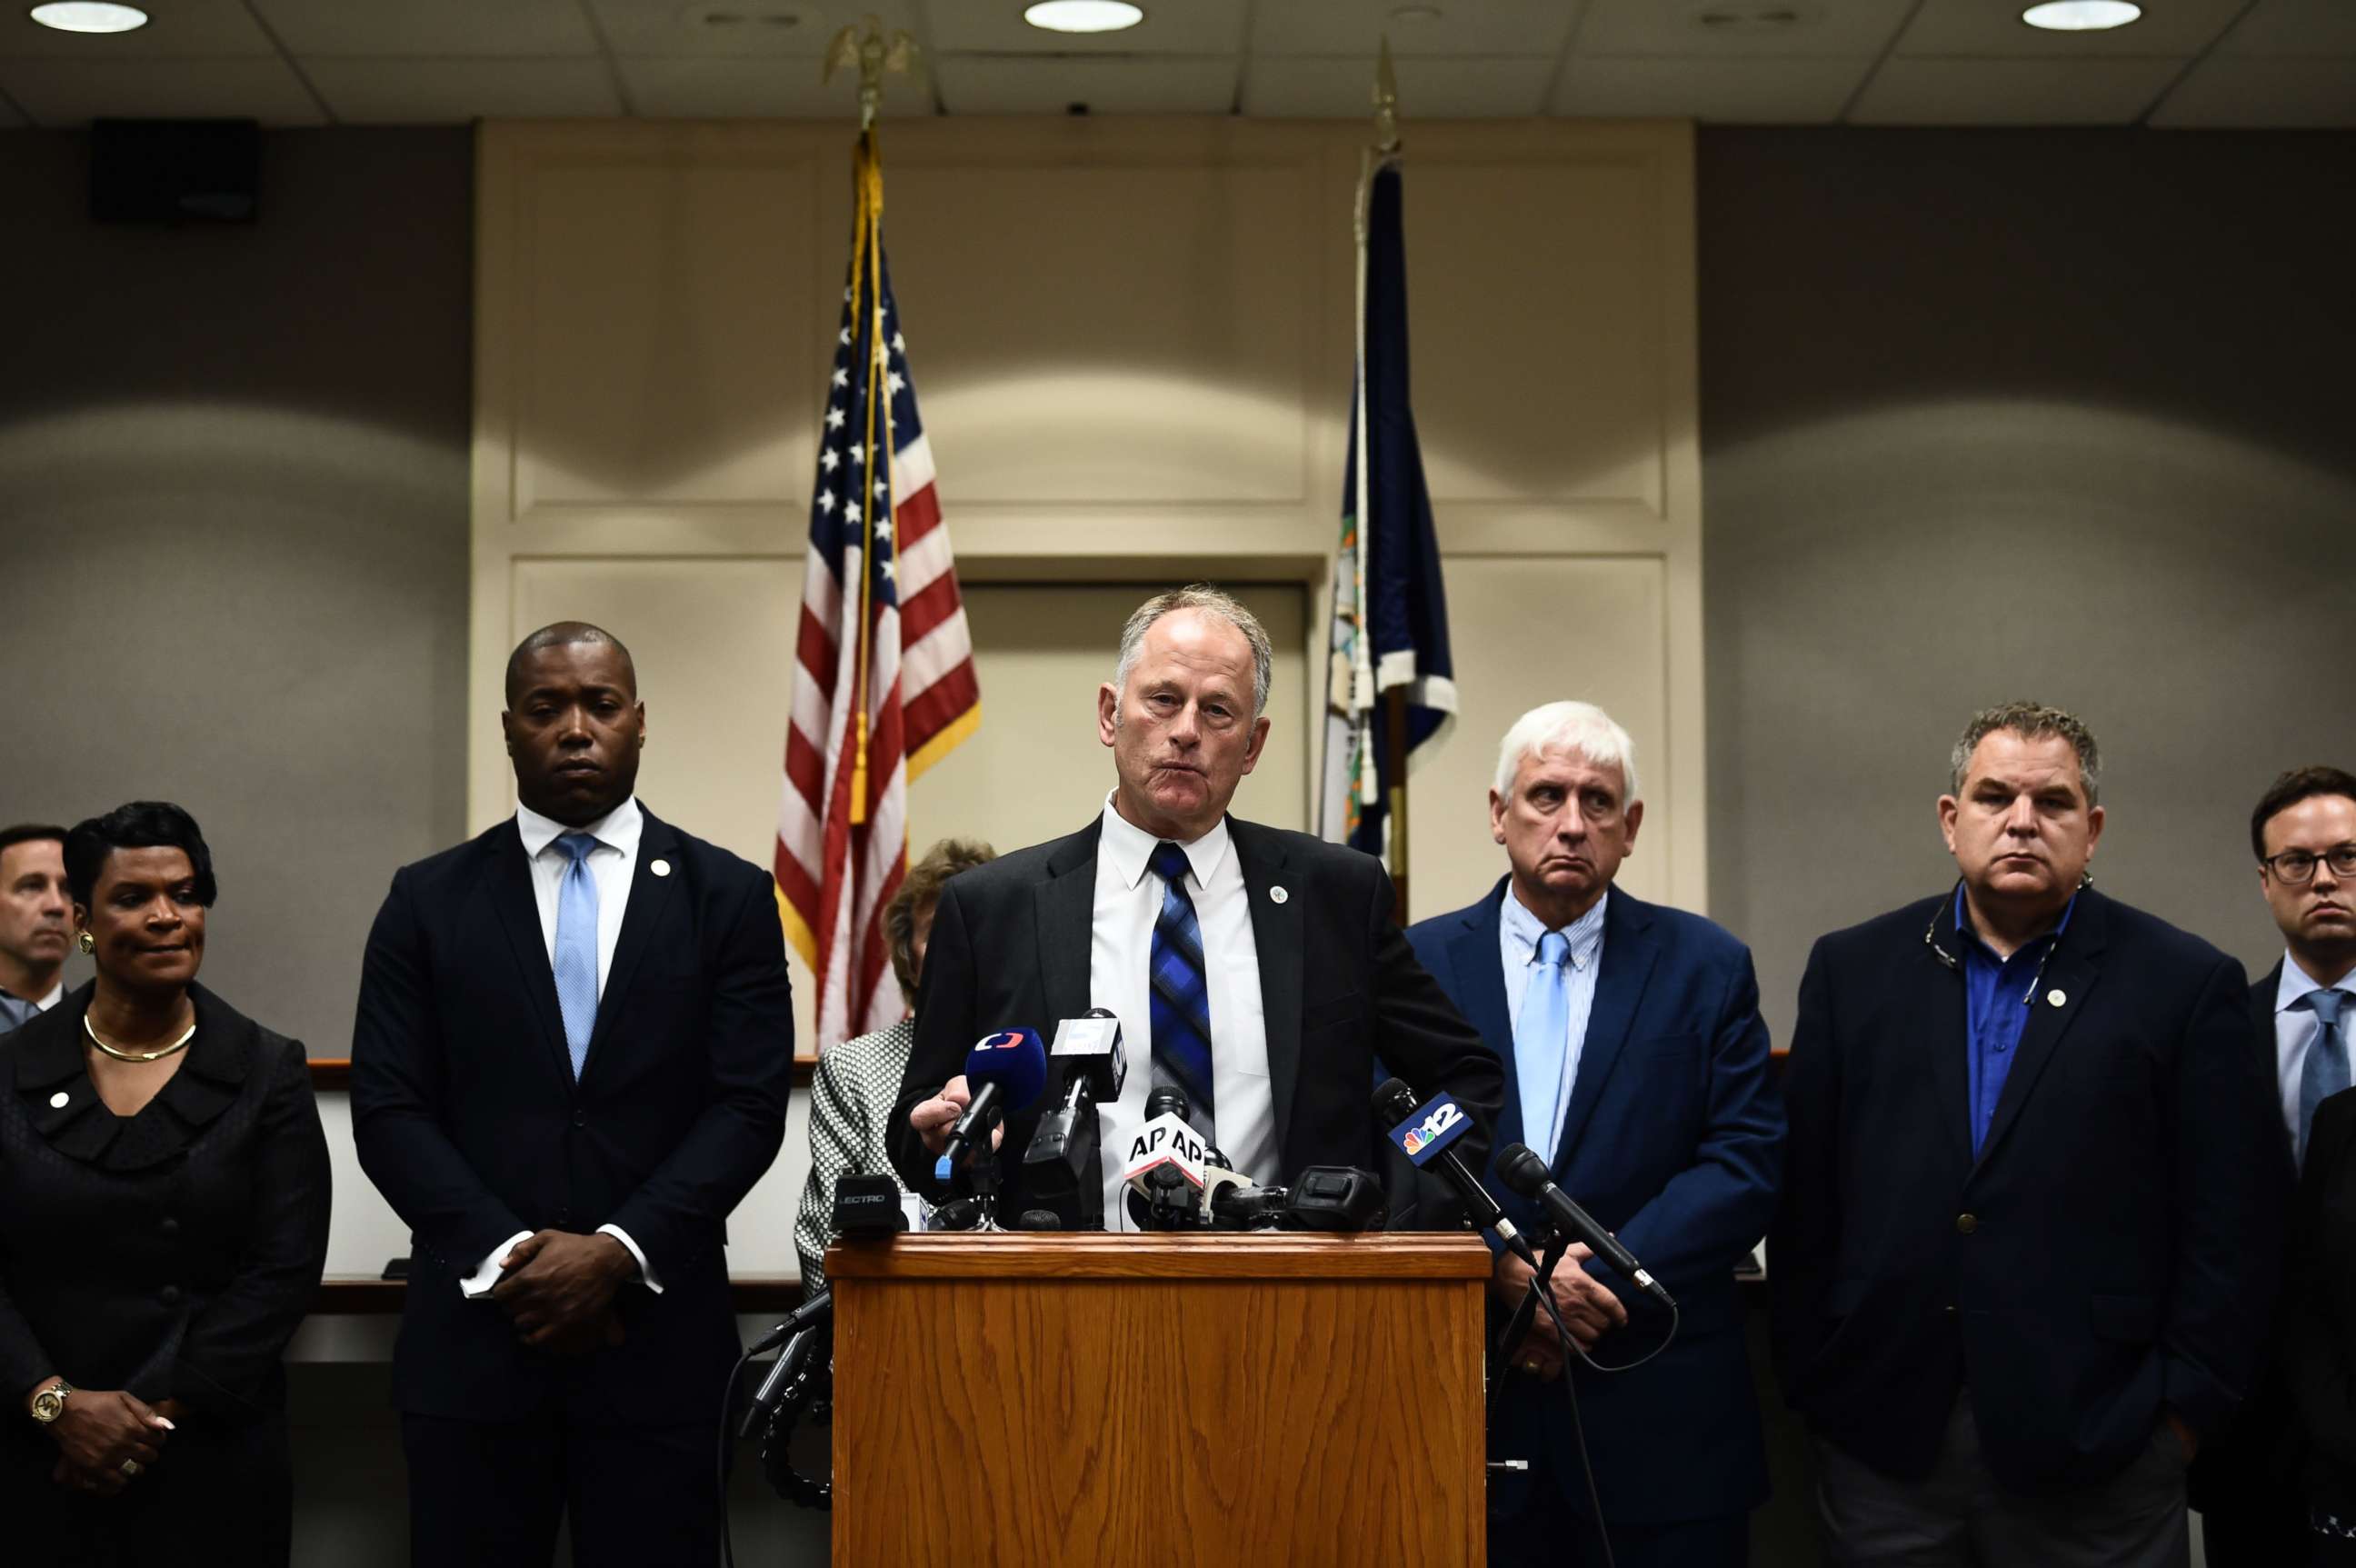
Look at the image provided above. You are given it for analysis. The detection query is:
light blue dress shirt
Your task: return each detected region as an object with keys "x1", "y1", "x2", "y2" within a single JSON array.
[
  {"x1": 1500, "y1": 887, "x2": 1608, "y2": 1166},
  {"x1": 2274, "y1": 951, "x2": 2356, "y2": 1154}
]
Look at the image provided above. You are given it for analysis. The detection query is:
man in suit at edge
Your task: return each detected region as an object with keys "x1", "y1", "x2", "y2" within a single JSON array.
[
  {"x1": 0, "y1": 824, "x2": 73, "y2": 1032},
  {"x1": 1405, "y1": 701, "x2": 1783, "y2": 1567},
  {"x1": 2191, "y1": 765, "x2": 2356, "y2": 1562},
  {"x1": 1772, "y1": 701, "x2": 2283, "y2": 1566},
  {"x1": 351, "y1": 622, "x2": 794, "y2": 1567},
  {"x1": 888, "y1": 584, "x2": 1503, "y2": 1229}
]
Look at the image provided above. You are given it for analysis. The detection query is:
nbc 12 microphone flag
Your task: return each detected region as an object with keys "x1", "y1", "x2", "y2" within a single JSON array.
[
  {"x1": 1319, "y1": 153, "x2": 1457, "y2": 861},
  {"x1": 777, "y1": 131, "x2": 980, "y2": 1054}
]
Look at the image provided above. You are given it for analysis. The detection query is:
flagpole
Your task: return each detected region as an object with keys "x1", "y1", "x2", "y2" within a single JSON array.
[{"x1": 1372, "y1": 40, "x2": 1409, "y2": 925}]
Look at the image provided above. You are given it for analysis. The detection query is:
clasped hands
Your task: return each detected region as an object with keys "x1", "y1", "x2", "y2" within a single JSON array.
[
  {"x1": 490, "y1": 1231, "x2": 635, "y2": 1354},
  {"x1": 31, "y1": 1386, "x2": 181, "y2": 1497},
  {"x1": 1492, "y1": 1244, "x2": 1631, "y2": 1382}
]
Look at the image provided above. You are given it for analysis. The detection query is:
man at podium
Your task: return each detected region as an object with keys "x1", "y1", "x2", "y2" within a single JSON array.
[{"x1": 890, "y1": 584, "x2": 1503, "y2": 1225}]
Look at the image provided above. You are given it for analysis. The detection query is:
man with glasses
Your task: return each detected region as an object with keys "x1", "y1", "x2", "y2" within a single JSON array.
[
  {"x1": 2192, "y1": 766, "x2": 2356, "y2": 1563},
  {"x1": 1772, "y1": 702, "x2": 2283, "y2": 1566}
]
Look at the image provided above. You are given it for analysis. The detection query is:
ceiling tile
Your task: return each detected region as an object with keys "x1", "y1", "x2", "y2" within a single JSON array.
[
  {"x1": 2149, "y1": 55, "x2": 2356, "y2": 125},
  {"x1": 619, "y1": 54, "x2": 938, "y2": 116},
  {"x1": 0, "y1": 0, "x2": 274, "y2": 59},
  {"x1": 1572, "y1": 0, "x2": 1917, "y2": 60},
  {"x1": 302, "y1": 58, "x2": 623, "y2": 123},
  {"x1": 932, "y1": 54, "x2": 1237, "y2": 114},
  {"x1": 1243, "y1": 55, "x2": 1551, "y2": 116},
  {"x1": 593, "y1": 0, "x2": 915, "y2": 59},
  {"x1": 1555, "y1": 55, "x2": 1870, "y2": 121},
  {"x1": 252, "y1": 0, "x2": 599, "y2": 56},
  {"x1": 1251, "y1": 0, "x2": 1579, "y2": 59},
  {"x1": 2215, "y1": 0, "x2": 2356, "y2": 58},
  {"x1": 1894, "y1": 0, "x2": 2244, "y2": 57},
  {"x1": 922, "y1": 0, "x2": 1245, "y2": 55},
  {"x1": 0, "y1": 56, "x2": 323, "y2": 124},
  {"x1": 1850, "y1": 56, "x2": 2183, "y2": 123}
]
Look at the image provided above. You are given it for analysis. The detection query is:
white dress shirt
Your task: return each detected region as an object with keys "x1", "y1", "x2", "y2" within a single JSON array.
[
  {"x1": 2273, "y1": 948, "x2": 2356, "y2": 1148},
  {"x1": 37, "y1": 980, "x2": 61, "y2": 1011},
  {"x1": 1499, "y1": 886, "x2": 1609, "y2": 1164},
  {"x1": 1091, "y1": 795, "x2": 1275, "y2": 1228},
  {"x1": 461, "y1": 798, "x2": 661, "y2": 1297}
]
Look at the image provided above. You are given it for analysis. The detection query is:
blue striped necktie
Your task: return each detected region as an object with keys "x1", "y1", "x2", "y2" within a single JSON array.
[
  {"x1": 552, "y1": 832, "x2": 600, "y2": 1080},
  {"x1": 2298, "y1": 987, "x2": 2350, "y2": 1167},
  {"x1": 1148, "y1": 841, "x2": 1215, "y2": 1144}
]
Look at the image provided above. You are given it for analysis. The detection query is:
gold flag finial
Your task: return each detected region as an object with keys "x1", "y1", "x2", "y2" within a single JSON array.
[
  {"x1": 1373, "y1": 35, "x2": 1401, "y2": 155},
  {"x1": 824, "y1": 15, "x2": 918, "y2": 132}
]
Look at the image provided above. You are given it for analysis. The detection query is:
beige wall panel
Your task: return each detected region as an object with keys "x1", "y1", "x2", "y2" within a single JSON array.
[
  {"x1": 880, "y1": 164, "x2": 1319, "y2": 505},
  {"x1": 912, "y1": 583, "x2": 1311, "y2": 855},
  {"x1": 1406, "y1": 556, "x2": 1672, "y2": 918},
  {"x1": 1404, "y1": 159, "x2": 1665, "y2": 514},
  {"x1": 513, "y1": 162, "x2": 817, "y2": 514}
]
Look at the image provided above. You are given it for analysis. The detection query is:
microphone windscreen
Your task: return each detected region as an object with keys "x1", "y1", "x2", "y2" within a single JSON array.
[
  {"x1": 962, "y1": 1027, "x2": 1051, "y2": 1111},
  {"x1": 1371, "y1": 1076, "x2": 1417, "y2": 1121},
  {"x1": 1143, "y1": 1084, "x2": 1191, "y2": 1124},
  {"x1": 1494, "y1": 1142, "x2": 1550, "y2": 1196}
]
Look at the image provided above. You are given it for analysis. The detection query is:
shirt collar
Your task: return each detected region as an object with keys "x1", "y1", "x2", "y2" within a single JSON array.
[
  {"x1": 1952, "y1": 883, "x2": 2077, "y2": 965},
  {"x1": 1502, "y1": 884, "x2": 1609, "y2": 968},
  {"x1": 1098, "y1": 792, "x2": 1230, "y2": 891},
  {"x1": 2280, "y1": 949, "x2": 2356, "y2": 1014},
  {"x1": 515, "y1": 795, "x2": 643, "y2": 861},
  {"x1": 37, "y1": 979, "x2": 61, "y2": 1011}
]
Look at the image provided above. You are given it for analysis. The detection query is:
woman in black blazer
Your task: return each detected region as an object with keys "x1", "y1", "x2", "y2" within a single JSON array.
[
  {"x1": 0, "y1": 801, "x2": 330, "y2": 1565},
  {"x1": 2285, "y1": 1084, "x2": 2356, "y2": 1563}
]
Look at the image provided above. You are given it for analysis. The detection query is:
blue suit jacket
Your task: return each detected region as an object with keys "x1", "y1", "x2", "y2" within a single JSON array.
[{"x1": 1407, "y1": 879, "x2": 1784, "y2": 1523}]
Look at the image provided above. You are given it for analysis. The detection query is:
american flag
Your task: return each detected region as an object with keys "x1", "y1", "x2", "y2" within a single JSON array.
[{"x1": 777, "y1": 138, "x2": 980, "y2": 1053}]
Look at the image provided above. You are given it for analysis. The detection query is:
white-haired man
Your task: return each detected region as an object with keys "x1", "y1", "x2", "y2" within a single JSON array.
[{"x1": 1406, "y1": 701, "x2": 1785, "y2": 1568}]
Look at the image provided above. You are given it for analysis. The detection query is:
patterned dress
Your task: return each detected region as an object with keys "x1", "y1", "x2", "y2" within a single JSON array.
[{"x1": 793, "y1": 1017, "x2": 917, "y2": 1297}]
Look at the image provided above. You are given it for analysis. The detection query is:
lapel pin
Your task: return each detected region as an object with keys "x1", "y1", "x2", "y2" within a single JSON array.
[
  {"x1": 48, "y1": 1091, "x2": 69, "y2": 1109},
  {"x1": 650, "y1": 859, "x2": 672, "y2": 878},
  {"x1": 2046, "y1": 988, "x2": 2067, "y2": 1008},
  {"x1": 1270, "y1": 885, "x2": 1289, "y2": 904}
]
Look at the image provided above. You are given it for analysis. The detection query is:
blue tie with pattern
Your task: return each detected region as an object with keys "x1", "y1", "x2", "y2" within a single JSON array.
[
  {"x1": 1148, "y1": 841, "x2": 1215, "y2": 1144},
  {"x1": 2299, "y1": 987, "x2": 2351, "y2": 1167},
  {"x1": 553, "y1": 832, "x2": 600, "y2": 1080},
  {"x1": 1514, "y1": 930, "x2": 1574, "y2": 1166}
]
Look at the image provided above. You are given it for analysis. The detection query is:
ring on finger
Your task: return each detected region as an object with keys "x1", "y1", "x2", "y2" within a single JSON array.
[{"x1": 119, "y1": 1458, "x2": 142, "y2": 1477}]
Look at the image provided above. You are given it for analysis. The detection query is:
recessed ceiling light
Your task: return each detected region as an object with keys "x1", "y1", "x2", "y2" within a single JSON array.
[
  {"x1": 1388, "y1": 4, "x2": 1444, "y2": 21},
  {"x1": 2021, "y1": 1, "x2": 2141, "y2": 31},
  {"x1": 1023, "y1": 1, "x2": 1144, "y2": 35},
  {"x1": 29, "y1": 2, "x2": 148, "y2": 31}
]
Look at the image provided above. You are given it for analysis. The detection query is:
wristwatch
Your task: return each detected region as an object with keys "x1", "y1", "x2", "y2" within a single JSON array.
[{"x1": 28, "y1": 1380, "x2": 73, "y2": 1424}]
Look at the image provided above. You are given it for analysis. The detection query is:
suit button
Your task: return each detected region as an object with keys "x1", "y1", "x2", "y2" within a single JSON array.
[
  {"x1": 160, "y1": 1216, "x2": 180, "y2": 1235},
  {"x1": 160, "y1": 1285, "x2": 182, "y2": 1305},
  {"x1": 573, "y1": 1112, "x2": 586, "y2": 1130},
  {"x1": 1955, "y1": 1213, "x2": 1978, "y2": 1235},
  {"x1": 1943, "y1": 1305, "x2": 1958, "y2": 1315}
]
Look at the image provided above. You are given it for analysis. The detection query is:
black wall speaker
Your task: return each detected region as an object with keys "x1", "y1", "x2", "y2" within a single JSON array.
[{"x1": 90, "y1": 118, "x2": 259, "y2": 224}]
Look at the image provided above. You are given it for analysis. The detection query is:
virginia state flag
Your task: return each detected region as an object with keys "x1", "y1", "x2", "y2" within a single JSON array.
[{"x1": 1319, "y1": 155, "x2": 1456, "y2": 860}]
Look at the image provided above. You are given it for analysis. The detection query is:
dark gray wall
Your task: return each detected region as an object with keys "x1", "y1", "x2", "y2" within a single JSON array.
[
  {"x1": 1701, "y1": 127, "x2": 2356, "y2": 1044},
  {"x1": 0, "y1": 127, "x2": 473, "y2": 1054}
]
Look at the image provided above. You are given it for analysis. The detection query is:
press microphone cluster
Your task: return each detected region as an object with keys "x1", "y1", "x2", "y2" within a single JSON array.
[{"x1": 1020, "y1": 1012, "x2": 1127, "y2": 1228}]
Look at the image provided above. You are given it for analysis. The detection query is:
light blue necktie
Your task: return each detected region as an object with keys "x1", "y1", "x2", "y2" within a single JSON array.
[
  {"x1": 2298, "y1": 987, "x2": 2351, "y2": 1167},
  {"x1": 1514, "y1": 931, "x2": 1573, "y2": 1165},
  {"x1": 552, "y1": 832, "x2": 600, "y2": 1080}
]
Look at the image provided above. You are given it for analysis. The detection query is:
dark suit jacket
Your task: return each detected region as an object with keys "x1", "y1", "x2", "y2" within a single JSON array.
[
  {"x1": 1771, "y1": 887, "x2": 2284, "y2": 1493},
  {"x1": 0, "y1": 982, "x2": 331, "y2": 1419},
  {"x1": 2188, "y1": 963, "x2": 2301, "y2": 1523},
  {"x1": 350, "y1": 808, "x2": 794, "y2": 1423},
  {"x1": 886, "y1": 814, "x2": 1504, "y2": 1217},
  {"x1": 1408, "y1": 880, "x2": 1784, "y2": 1524},
  {"x1": 2284, "y1": 1081, "x2": 2356, "y2": 1516}
]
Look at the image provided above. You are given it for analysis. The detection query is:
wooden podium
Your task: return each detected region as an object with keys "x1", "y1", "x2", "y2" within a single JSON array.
[{"x1": 825, "y1": 1231, "x2": 1490, "y2": 1565}]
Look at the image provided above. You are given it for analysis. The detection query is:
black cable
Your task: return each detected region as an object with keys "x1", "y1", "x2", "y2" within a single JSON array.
[
  {"x1": 1527, "y1": 1283, "x2": 1618, "y2": 1568},
  {"x1": 718, "y1": 1345, "x2": 759, "y2": 1568}
]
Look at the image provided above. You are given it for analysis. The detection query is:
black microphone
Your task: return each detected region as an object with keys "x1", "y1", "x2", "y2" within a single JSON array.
[
  {"x1": 1283, "y1": 1165, "x2": 1388, "y2": 1232},
  {"x1": 933, "y1": 1029, "x2": 1051, "y2": 1186},
  {"x1": 1495, "y1": 1142, "x2": 1677, "y2": 1312},
  {"x1": 746, "y1": 1289, "x2": 832, "y2": 1359},
  {"x1": 1022, "y1": 1012, "x2": 1127, "y2": 1228},
  {"x1": 1373, "y1": 1077, "x2": 1536, "y2": 1267},
  {"x1": 1122, "y1": 1086, "x2": 1209, "y2": 1231},
  {"x1": 740, "y1": 1292, "x2": 832, "y2": 1437},
  {"x1": 1013, "y1": 1208, "x2": 1065, "y2": 1231},
  {"x1": 1210, "y1": 1181, "x2": 1289, "y2": 1231}
]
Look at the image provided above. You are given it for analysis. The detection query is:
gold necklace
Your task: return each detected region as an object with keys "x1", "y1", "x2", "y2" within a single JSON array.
[{"x1": 83, "y1": 1012, "x2": 196, "y2": 1064}]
